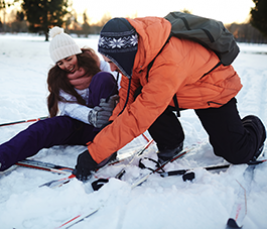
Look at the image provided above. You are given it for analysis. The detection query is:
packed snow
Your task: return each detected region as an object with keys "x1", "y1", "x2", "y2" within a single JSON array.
[{"x1": 0, "y1": 33, "x2": 267, "y2": 229}]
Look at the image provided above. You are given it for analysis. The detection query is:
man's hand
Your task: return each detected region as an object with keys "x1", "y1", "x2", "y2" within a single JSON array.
[{"x1": 72, "y1": 150, "x2": 98, "y2": 181}]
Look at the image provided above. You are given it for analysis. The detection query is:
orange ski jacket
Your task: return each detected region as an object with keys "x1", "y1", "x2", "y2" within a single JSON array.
[{"x1": 88, "y1": 16, "x2": 242, "y2": 163}]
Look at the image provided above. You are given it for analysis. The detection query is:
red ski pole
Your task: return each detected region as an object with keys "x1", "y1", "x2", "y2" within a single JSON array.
[{"x1": 0, "y1": 116, "x2": 48, "y2": 127}]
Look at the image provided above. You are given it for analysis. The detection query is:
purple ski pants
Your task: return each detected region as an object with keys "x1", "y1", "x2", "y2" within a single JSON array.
[{"x1": 0, "y1": 117, "x2": 98, "y2": 171}]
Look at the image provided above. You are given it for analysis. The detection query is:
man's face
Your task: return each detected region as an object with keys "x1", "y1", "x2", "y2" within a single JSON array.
[{"x1": 102, "y1": 55, "x2": 122, "y2": 74}]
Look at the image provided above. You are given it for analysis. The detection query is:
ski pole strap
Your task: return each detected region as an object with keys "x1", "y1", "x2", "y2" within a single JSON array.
[
  {"x1": 173, "y1": 94, "x2": 180, "y2": 117},
  {"x1": 138, "y1": 157, "x2": 165, "y2": 173},
  {"x1": 91, "y1": 178, "x2": 109, "y2": 191}
]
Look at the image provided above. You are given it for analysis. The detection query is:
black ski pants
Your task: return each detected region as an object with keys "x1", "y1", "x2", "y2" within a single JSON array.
[{"x1": 148, "y1": 98, "x2": 257, "y2": 164}]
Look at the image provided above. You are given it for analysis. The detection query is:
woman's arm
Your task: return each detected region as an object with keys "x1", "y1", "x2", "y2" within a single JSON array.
[{"x1": 58, "y1": 89, "x2": 92, "y2": 124}]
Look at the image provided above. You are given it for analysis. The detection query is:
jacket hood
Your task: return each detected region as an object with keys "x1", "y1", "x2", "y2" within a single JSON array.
[{"x1": 126, "y1": 17, "x2": 172, "y2": 73}]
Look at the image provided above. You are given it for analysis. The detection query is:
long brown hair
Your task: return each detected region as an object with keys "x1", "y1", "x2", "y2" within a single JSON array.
[{"x1": 47, "y1": 49, "x2": 101, "y2": 117}]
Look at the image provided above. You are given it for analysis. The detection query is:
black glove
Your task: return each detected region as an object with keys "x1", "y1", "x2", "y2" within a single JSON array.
[{"x1": 72, "y1": 150, "x2": 98, "y2": 181}]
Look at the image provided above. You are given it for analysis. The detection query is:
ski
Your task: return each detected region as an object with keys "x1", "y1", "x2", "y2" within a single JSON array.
[
  {"x1": 39, "y1": 174, "x2": 76, "y2": 188},
  {"x1": 131, "y1": 146, "x2": 195, "y2": 188},
  {"x1": 55, "y1": 207, "x2": 101, "y2": 229},
  {"x1": 1, "y1": 159, "x2": 73, "y2": 179},
  {"x1": 16, "y1": 159, "x2": 74, "y2": 174},
  {"x1": 226, "y1": 159, "x2": 266, "y2": 229},
  {"x1": 226, "y1": 165, "x2": 255, "y2": 229}
]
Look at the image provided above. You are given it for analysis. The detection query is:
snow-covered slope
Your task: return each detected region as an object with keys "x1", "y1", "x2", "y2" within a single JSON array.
[{"x1": 0, "y1": 34, "x2": 267, "y2": 229}]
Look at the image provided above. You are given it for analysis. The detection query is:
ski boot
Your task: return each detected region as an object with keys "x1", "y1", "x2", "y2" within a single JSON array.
[
  {"x1": 157, "y1": 142, "x2": 183, "y2": 164},
  {"x1": 242, "y1": 115, "x2": 266, "y2": 161}
]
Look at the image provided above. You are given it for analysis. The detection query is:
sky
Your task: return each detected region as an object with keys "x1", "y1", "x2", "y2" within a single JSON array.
[{"x1": 71, "y1": 0, "x2": 255, "y2": 24}]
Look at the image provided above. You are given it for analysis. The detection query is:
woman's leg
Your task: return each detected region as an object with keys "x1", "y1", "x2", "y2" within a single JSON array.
[
  {"x1": 0, "y1": 116, "x2": 98, "y2": 171},
  {"x1": 88, "y1": 72, "x2": 118, "y2": 107}
]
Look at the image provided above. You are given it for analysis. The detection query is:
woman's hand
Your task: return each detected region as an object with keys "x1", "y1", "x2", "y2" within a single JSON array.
[{"x1": 88, "y1": 95, "x2": 119, "y2": 128}]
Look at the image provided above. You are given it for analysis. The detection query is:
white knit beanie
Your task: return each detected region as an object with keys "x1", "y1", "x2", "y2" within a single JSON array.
[{"x1": 49, "y1": 26, "x2": 82, "y2": 63}]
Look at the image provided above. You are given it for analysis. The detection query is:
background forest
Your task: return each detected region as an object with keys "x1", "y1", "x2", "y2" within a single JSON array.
[{"x1": 0, "y1": 0, "x2": 267, "y2": 43}]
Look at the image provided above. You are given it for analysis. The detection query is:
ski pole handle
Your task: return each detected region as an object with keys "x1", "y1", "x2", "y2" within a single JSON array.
[{"x1": 160, "y1": 169, "x2": 187, "y2": 177}]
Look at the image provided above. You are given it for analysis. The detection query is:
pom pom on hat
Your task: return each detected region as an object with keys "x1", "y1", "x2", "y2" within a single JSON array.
[
  {"x1": 49, "y1": 26, "x2": 64, "y2": 38},
  {"x1": 49, "y1": 26, "x2": 82, "y2": 63}
]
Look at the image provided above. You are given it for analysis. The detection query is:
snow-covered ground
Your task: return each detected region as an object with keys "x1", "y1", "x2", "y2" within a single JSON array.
[{"x1": 0, "y1": 33, "x2": 267, "y2": 229}]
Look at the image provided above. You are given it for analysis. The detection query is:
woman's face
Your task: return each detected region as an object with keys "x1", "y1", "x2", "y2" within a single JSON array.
[{"x1": 57, "y1": 55, "x2": 78, "y2": 73}]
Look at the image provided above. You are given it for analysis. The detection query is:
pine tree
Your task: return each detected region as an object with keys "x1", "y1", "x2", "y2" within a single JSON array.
[
  {"x1": 22, "y1": 0, "x2": 69, "y2": 41},
  {"x1": 82, "y1": 10, "x2": 90, "y2": 36},
  {"x1": 250, "y1": 0, "x2": 267, "y2": 37}
]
